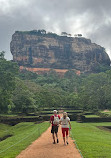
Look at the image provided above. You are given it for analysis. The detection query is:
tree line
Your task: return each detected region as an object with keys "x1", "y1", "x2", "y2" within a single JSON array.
[{"x1": 0, "y1": 51, "x2": 111, "y2": 114}]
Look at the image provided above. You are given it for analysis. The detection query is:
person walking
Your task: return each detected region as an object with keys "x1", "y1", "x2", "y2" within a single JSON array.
[
  {"x1": 60, "y1": 112, "x2": 71, "y2": 145},
  {"x1": 50, "y1": 110, "x2": 60, "y2": 144}
]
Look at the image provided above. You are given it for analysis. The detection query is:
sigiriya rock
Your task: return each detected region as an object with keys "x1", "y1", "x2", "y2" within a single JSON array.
[{"x1": 10, "y1": 30, "x2": 110, "y2": 74}]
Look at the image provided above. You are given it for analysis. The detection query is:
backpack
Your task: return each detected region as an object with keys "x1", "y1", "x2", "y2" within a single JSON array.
[{"x1": 53, "y1": 115, "x2": 59, "y2": 125}]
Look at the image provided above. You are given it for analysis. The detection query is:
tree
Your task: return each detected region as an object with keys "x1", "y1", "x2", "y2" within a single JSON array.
[
  {"x1": 65, "y1": 93, "x2": 81, "y2": 109},
  {"x1": 78, "y1": 34, "x2": 82, "y2": 37},
  {"x1": 0, "y1": 51, "x2": 5, "y2": 59},
  {"x1": 13, "y1": 79, "x2": 36, "y2": 114},
  {"x1": 61, "y1": 32, "x2": 68, "y2": 36},
  {"x1": 79, "y1": 72, "x2": 110, "y2": 110},
  {"x1": 68, "y1": 34, "x2": 71, "y2": 37},
  {"x1": 0, "y1": 52, "x2": 19, "y2": 113},
  {"x1": 40, "y1": 29, "x2": 46, "y2": 34}
]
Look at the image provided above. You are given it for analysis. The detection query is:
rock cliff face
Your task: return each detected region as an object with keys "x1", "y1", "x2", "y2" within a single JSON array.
[{"x1": 10, "y1": 31, "x2": 110, "y2": 73}]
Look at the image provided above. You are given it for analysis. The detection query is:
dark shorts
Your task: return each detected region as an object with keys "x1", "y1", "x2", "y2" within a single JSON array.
[{"x1": 51, "y1": 126, "x2": 58, "y2": 134}]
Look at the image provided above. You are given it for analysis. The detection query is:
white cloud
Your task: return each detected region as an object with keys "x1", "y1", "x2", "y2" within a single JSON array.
[{"x1": 0, "y1": 0, "x2": 111, "y2": 60}]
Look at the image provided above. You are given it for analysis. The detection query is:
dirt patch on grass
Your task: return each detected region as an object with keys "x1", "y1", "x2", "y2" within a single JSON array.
[{"x1": 103, "y1": 110, "x2": 110, "y2": 112}]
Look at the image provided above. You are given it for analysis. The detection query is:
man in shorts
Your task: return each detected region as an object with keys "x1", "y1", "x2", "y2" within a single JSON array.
[{"x1": 50, "y1": 110, "x2": 60, "y2": 144}]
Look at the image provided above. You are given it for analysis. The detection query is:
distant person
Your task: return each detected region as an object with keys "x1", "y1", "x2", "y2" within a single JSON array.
[
  {"x1": 50, "y1": 110, "x2": 60, "y2": 144},
  {"x1": 60, "y1": 112, "x2": 71, "y2": 145}
]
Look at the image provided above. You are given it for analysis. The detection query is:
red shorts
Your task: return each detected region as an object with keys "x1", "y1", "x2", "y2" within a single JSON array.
[{"x1": 62, "y1": 128, "x2": 69, "y2": 137}]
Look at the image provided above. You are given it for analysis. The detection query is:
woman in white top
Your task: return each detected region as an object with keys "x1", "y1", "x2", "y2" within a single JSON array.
[{"x1": 59, "y1": 112, "x2": 71, "y2": 145}]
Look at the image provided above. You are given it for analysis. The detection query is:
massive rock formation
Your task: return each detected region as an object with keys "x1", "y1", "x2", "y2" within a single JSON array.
[{"x1": 10, "y1": 30, "x2": 110, "y2": 73}]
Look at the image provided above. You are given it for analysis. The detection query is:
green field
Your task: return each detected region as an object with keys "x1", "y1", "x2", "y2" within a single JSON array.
[
  {"x1": 84, "y1": 115, "x2": 100, "y2": 118},
  {"x1": 71, "y1": 122, "x2": 111, "y2": 158},
  {"x1": 0, "y1": 114, "x2": 18, "y2": 117},
  {"x1": 64, "y1": 109, "x2": 83, "y2": 112},
  {"x1": 0, "y1": 122, "x2": 49, "y2": 158}
]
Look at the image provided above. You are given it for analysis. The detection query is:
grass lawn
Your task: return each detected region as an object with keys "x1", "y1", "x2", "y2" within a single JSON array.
[
  {"x1": 0, "y1": 124, "x2": 12, "y2": 139},
  {"x1": 84, "y1": 115, "x2": 100, "y2": 118},
  {"x1": 64, "y1": 110, "x2": 83, "y2": 112},
  {"x1": 71, "y1": 122, "x2": 111, "y2": 158},
  {"x1": 0, "y1": 122, "x2": 50, "y2": 158},
  {"x1": 0, "y1": 114, "x2": 18, "y2": 117}
]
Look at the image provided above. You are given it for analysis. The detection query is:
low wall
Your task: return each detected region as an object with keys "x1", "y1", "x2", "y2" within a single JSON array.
[
  {"x1": 68, "y1": 114, "x2": 77, "y2": 121},
  {"x1": 83, "y1": 117, "x2": 111, "y2": 122},
  {"x1": 0, "y1": 115, "x2": 50, "y2": 125},
  {"x1": 0, "y1": 113, "x2": 78, "y2": 125}
]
